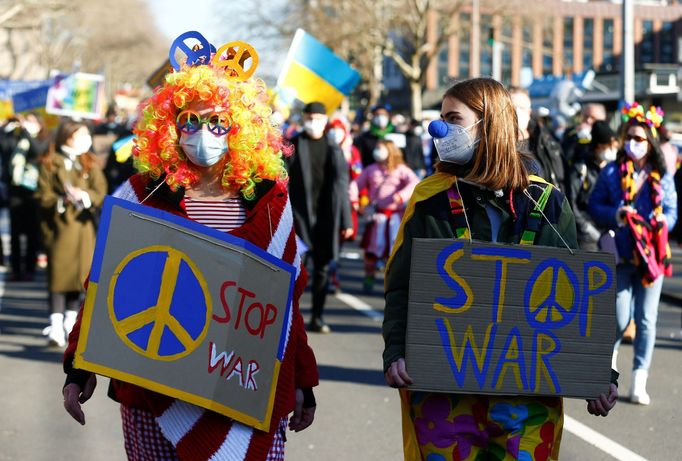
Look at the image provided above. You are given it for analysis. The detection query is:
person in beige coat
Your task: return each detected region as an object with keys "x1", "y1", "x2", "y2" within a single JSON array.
[{"x1": 37, "y1": 119, "x2": 107, "y2": 347}]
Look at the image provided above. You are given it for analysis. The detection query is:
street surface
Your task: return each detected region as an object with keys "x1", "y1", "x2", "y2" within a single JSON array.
[{"x1": 0, "y1": 235, "x2": 680, "y2": 460}]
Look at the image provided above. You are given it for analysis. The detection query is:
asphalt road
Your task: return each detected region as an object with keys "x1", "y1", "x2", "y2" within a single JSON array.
[{"x1": 0, "y1": 245, "x2": 680, "y2": 460}]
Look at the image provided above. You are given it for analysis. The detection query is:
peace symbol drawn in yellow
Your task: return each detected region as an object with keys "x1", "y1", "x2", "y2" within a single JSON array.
[
  {"x1": 527, "y1": 264, "x2": 577, "y2": 327},
  {"x1": 108, "y1": 245, "x2": 212, "y2": 361}
]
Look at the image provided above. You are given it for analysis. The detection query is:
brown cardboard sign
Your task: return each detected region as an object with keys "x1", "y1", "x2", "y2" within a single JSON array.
[
  {"x1": 74, "y1": 196, "x2": 295, "y2": 430},
  {"x1": 406, "y1": 239, "x2": 616, "y2": 399}
]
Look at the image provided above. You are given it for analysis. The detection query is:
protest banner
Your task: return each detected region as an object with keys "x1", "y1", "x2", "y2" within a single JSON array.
[
  {"x1": 276, "y1": 29, "x2": 360, "y2": 114},
  {"x1": 74, "y1": 196, "x2": 295, "y2": 430},
  {"x1": 406, "y1": 239, "x2": 616, "y2": 399},
  {"x1": 45, "y1": 72, "x2": 105, "y2": 120}
]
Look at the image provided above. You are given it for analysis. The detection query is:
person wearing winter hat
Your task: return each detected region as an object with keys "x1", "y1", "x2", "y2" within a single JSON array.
[
  {"x1": 567, "y1": 120, "x2": 618, "y2": 251},
  {"x1": 286, "y1": 101, "x2": 353, "y2": 333}
]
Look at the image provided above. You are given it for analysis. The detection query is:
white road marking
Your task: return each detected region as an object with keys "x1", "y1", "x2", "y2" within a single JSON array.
[
  {"x1": 334, "y1": 292, "x2": 383, "y2": 321},
  {"x1": 564, "y1": 415, "x2": 649, "y2": 461}
]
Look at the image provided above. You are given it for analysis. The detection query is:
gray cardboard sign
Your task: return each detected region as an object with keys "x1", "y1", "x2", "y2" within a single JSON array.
[
  {"x1": 406, "y1": 239, "x2": 616, "y2": 399},
  {"x1": 74, "y1": 196, "x2": 295, "y2": 430}
]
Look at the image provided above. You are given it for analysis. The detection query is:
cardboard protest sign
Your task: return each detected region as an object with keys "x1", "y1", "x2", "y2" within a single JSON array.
[
  {"x1": 74, "y1": 196, "x2": 295, "y2": 430},
  {"x1": 406, "y1": 239, "x2": 616, "y2": 399},
  {"x1": 45, "y1": 73, "x2": 105, "y2": 119}
]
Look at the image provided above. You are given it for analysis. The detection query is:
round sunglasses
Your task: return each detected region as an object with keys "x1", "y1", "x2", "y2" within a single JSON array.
[{"x1": 176, "y1": 110, "x2": 232, "y2": 136}]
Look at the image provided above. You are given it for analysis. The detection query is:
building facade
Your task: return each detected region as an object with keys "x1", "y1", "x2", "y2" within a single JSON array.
[{"x1": 424, "y1": 0, "x2": 682, "y2": 90}]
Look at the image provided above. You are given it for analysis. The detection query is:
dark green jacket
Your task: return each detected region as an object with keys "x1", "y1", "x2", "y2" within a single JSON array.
[{"x1": 382, "y1": 173, "x2": 578, "y2": 371}]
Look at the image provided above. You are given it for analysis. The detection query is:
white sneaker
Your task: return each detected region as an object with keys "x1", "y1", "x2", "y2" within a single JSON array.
[
  {"x1": 47, "y1": 313, "x2": 66, "y2": 348},
  {"x1": 64, "y1": 310, "x2": 78, "y2": 336},
  {"x1": 630, "y1": 369, "x2": 650, "y2": 405}
]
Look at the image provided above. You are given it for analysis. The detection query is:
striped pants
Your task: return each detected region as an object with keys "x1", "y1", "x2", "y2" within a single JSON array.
[{"x1": 120, "y1": 405, "x2": 287, "y2": 460}]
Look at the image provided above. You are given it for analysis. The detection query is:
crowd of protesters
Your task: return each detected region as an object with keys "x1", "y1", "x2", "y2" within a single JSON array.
[
  {"x1": 0, "y1": 108, "x2": 131, "y2": 346},
  {"x1": 0, "y1": 87, "x2": 679, "y2": 412}
]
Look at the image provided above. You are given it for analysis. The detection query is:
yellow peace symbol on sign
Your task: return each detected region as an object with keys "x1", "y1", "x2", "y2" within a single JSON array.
[
  {"x1": 108, "y1": 245, "x2": 212, "y2": 361},
  {"x1": 525, "y1": 259, "x2": 578, "y2": 329},
  {"x1": 212, "y1": 41, "x2": 259, "y2": 81}
]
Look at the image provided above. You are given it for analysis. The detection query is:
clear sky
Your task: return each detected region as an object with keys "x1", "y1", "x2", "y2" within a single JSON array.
[
  {"x1": 144, "y1": 0, "x2": 286, "y2": 83},
  {"x1": 145, "y1": 0, "x2": 217, "y2": 40}
]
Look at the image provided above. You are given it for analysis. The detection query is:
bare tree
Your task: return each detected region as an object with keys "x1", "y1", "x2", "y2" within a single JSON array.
[
  {"x1": 0, "y1": 0, "x2": 167, "y2": 96},
  {"x1": 217, "y1": 0, "x2": 531, "y2": 118}
]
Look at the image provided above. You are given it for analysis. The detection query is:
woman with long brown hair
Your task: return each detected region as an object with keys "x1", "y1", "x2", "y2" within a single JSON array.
[
  {"x1": 382, "y1": 78, "x2": 617, "y2": 460},
  {"x1": 36, "y1": 119, "x2": 107, "y2": 347}
]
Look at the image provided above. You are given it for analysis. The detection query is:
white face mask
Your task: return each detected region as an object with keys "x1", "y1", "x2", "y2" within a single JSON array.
[
  {"x1": 374, "y1": 115, "x2": 389, "y2": 129},
  {"x1": 304, "y1": 119, "x2": 327, "y2": 139},
  {"x1": 373, "y1": 148, "x2": 389, "y2": 162},
  {"x1": 625, "y1": 139, "x2": 648, "y2": 161},
  {"x1": 515, "y1": 108, "x2": 531, "y2": 131},
  {"x1": 431, "y1": 120, "x2": 481, "y2": 165},
  {"x1": 327, "y1": 128, "x2": 345, "y2": 145},
  {"x1": 577, "y1": 127, "x2": 592, "y2": 141},
  {"x1": 72, "y1": 134, "x2": 92, "y2": 155},
  {"x1": 180, "y1": 130, "x2": 229, "y2": 167},
  {"x1": 24, "y1": 121, "x2": 41, "y2": 137},
  {"x1": 599, "y1": 147, "x2": 617, "y2": 162}
]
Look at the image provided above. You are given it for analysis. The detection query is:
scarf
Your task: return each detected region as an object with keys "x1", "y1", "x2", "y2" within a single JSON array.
[{"x1": 619, "y1": 158, "x2": 672, "y2": 286}]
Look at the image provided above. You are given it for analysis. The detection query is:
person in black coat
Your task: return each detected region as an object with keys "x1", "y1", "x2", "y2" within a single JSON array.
[
  {"x1": 285, "y1": 102, "x2": 353, "y2": 333},
  {"x1": 510, "y1": 87, "x2": 566, "y2": 191},
  {"x1": 567, "y1": 121, "x2": 618, "y2": 251},
  {"x1": 353, "y1": 104, "x2": 394, "y2": 167}
]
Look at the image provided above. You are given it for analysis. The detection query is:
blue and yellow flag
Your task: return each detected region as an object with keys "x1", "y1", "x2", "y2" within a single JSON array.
[{"x1": 276, "y1": 29, "x2": 360, "y2": 114}]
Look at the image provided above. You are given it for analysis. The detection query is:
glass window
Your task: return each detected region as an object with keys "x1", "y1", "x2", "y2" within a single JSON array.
[
  {"x1": 501, "y1": 18, "x2": 512, "y2": 85},
  {"x1": 583, "y1": 18, "x2": 594, "y2": 69},
  {"x1": 563, "y1": 17, "x2": 574, "y2": 71},
  {"x1": 640, "y1": 20, "x2": 654, "y2": 65},
  {"x1": 543, "y1": 19, "x2": 553, "y2": 75},
  {"x1": 602, "y1": 18, "x2": 616, "y2": 70},
  {"x1": 522, "y1": 19, "x2": 532, "y2": 68},
  {"x1": 437, "y1": 46, "x2": 449, "y2": 85},
  {"x1": 480, "y1": 14, "x2": 493, "y2": 77},
  {"x1": 459, "y1": 13, "x2": 471, "y2": 78},
  {"x1": 660, "y1": 22, "x2": 674, "y2": 63}
]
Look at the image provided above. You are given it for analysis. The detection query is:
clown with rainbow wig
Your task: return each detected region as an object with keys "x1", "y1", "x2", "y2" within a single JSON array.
[{"x1": 62, "y1": 32, "x2": 319, "y2": 461}]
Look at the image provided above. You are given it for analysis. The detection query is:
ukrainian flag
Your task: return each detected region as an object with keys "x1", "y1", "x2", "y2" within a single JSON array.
[
  {"x1": 112, "y1": 135, "x2": 135, "y2": 163},
  {"x1": 277, "y1": 29, "x2": 360, "y2": 114}
]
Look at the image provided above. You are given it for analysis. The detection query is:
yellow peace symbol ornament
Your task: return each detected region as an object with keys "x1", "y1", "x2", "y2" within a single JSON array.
[
  {"x1": 108, "y1": 245, "x2": 212, "y2": 361},
  {"x1": 212, "y1": 41, "x2": 259, "y2": 81}
]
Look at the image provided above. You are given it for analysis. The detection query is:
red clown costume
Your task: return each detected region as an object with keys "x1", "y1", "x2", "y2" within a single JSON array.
[{"x1": 63, "y1": 32, "x2": 319, "y2": 460}]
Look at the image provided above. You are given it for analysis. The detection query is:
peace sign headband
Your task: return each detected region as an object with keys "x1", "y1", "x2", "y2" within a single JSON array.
[{"x1": 168, "y1": 31, "x2": 259, "y2": 81}]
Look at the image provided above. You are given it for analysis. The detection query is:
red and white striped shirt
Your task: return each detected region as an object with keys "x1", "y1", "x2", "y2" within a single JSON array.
[{"x1": 184, "y1": 197, "x2": 246, "y2": 232}]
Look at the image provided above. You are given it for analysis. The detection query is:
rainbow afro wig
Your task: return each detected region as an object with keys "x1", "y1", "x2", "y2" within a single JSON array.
[{"x1": 133, "y1": 32, "x2": 291, "y2": 200}]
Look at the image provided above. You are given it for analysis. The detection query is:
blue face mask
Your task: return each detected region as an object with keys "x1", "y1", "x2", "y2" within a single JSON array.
[{"x1": 179, "y1": 130, "x2": 228, "y2": 167}]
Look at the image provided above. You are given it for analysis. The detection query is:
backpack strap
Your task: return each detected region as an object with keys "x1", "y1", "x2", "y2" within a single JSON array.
[
  {"x1": 446, "y1": 186, "x2": 470, "y2": 239},
  {"x1": 519, "y1": 182, "x2": 554, "y2": 245}
]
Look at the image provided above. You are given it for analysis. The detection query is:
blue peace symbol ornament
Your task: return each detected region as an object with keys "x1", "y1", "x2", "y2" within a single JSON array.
[{"x1": 169, "y1": 31, "x2": 213, "y2": 71}]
